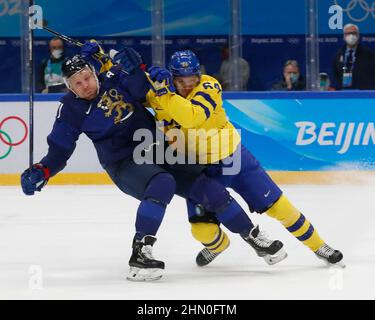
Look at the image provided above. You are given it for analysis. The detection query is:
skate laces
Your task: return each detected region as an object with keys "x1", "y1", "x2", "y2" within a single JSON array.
[
  {"x1": 316, "y1": 244, "x2": 335, "y2": 258},
  {"x1": 251, "y1": 230, "x2": 274, "y2": 247},
  {"x1": 201, "y1": 248, "x2": 218, "y2": 261}
]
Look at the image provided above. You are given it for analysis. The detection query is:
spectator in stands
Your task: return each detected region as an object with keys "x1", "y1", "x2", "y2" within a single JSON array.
[
  {"x1": 333, "y1": 24, "x2": 375, "y2": 90},
  {"x1": 319, "y1": 73, "x2": 335, "y2": 91},
  {"x1": 217, "y1": 44, "x2": 250, "y2": 90},
  {"x1": 271, "y1": 60, "x2": 305, "y2": 91},
  {"x1": 37, "y1": 37, "x2": 67, "y2": 93}
]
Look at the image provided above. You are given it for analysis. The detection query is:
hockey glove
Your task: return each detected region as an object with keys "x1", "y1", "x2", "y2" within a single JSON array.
[
  {"x1": 21, "y1": 164, "x2": 50, "y2": 196},
  {"x1": 81, "y1": 40, "x2": 113, "y2": 74},
  {"x1": 147, "y1": 66, "x2": 176, "y2": 96},
  {"x1": 112, "y1": 47, "x2": 144, "y2": 74}
]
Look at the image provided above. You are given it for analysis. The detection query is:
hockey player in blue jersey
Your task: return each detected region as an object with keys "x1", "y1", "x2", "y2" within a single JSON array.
[
  {"x1": 21, "y1": 55, "x2": 172, "y2": 281},
  {"x1": 20, "y1": 51, "x2": 287, "y2": 281}
]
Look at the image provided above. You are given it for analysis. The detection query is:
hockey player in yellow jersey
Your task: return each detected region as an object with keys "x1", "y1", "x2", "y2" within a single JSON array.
[
  {"x1": 145, "y1": 54, "x2": 291, "y2": 266},
  {"x1": 145, "y1": 50, "x2": 344, "y2": 266},
  {"x1": 146, "y1": 72, "x2": 240, "y2": 164}
]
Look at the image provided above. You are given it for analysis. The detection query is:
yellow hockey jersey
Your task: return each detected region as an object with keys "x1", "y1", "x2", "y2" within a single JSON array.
[{"x1": 145, "y1": 75, "x2": 241, "y2": 164}]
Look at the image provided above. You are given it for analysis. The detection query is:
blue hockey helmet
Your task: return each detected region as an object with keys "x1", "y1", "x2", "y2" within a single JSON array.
[{"x1": 168, "y1": 50, "x2": 201, "y2": 77}]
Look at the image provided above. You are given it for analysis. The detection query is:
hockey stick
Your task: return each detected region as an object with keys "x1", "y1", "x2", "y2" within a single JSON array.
[
  {"x1": 37, "y1": 23, "x2": 122, "y2": 70},
  {"x1": 38, "y1": 24, "x2": 161, "y2": 92},
  {"x1": 28, "y1": 0, "x2": 34, "y2": 170},
  {"x1": 40, "y1": 25, "x2": 83, "y2": 48}
]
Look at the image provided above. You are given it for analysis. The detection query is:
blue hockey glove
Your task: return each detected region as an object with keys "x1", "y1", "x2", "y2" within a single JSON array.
[
  {"x1": 112, "y1": 47, "x2": 143, "y2": 74},
  {"x1": 81, "y1": 40, "x2": 113, "y2": 74},
  {"x1": 147, "y1": 66, "x2": 176, "y2": 96},
  {"x1": 81, "y1": 40, "x2": 100, "y2": 58},
  {"x1": 21, "y1": 164, "x2": 50, "y2": 196}
]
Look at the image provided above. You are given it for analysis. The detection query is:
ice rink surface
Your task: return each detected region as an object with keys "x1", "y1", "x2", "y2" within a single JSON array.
[{"x1": 1, "y1": 183, "x2": 374, "y2": 300}]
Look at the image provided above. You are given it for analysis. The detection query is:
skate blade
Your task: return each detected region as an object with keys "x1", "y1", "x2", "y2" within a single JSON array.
[
  {"x1": 263, "y1": 248, "x2": 288, "y2": 265},
  {"x1": 321, "y1": 258, "x2": 346, "y2": 269},
  {"x1": 334, "y1": 261, "x2": 346, "y2": 268},
  {"x1": 126, "y1": 267, "x2": 163, "y2": 282}
]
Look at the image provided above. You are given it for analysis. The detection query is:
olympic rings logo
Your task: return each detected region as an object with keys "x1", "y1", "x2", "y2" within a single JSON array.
[
  {"x1": 334, "y1": 0, "x2": 375, "y2": 22},
  {"x1": 0, "y1": 116, "x2": 28, "y2": 160}
]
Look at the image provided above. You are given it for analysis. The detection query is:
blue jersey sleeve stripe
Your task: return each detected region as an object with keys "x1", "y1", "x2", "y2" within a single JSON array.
[
  {"x1": 191, "y1": 99, "x2": 211, "y2": 119},
  {"x1": 194, "y1": 91, "x2": 217, "y2": 109},
  {"x1": 286, "y1": 214, "x2": 306, "y2": 233},
  {"x1": 296, "y1": 224, "x2": 315, "y2": 241},
  {"x1": 203, "y1": 228, "x2": 222, "y2": 247},
  {"x1": 209, "y1": 233, "x2": 226, "y2": 251}
]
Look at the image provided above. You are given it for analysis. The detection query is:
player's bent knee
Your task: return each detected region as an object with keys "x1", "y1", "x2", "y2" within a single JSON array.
[
  {"x1": 144, "y1": 173, "x2": 176, "y2": 206},
  {"x1": 266, "y1": 194, "x2": 300, "y2": 221},
  {"x1": 189, "y1": 174, "x2": 231, "y2": 212}
]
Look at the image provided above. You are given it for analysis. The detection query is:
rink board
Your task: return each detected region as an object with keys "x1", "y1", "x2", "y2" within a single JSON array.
[{"x1": 0, "y1": 92, "x2": 374, "y2": 185}]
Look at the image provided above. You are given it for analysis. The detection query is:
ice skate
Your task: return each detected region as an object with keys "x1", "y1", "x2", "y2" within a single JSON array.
[
  {"x1": 196, "y1": 241, "x2": 230, "y2": 267},
  {"x1": 127, "y1": 235, "x2": 165, "y2": 281},
  {"x1": 315, "y1": 243, "x2": 345, "y2": 267},
  {"x1": 242, "y1": 225, "x2": 287, "y2": 265}
]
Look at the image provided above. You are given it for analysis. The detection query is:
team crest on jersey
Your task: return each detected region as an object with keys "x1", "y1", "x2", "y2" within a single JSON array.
[{"x1": 97, "y1": 89, "x2": 134, "y2": 124}]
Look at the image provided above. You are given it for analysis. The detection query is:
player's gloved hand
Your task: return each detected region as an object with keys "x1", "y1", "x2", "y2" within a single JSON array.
[
  {"x1": 81, "y1": 40, "x2": 100, "y2": 58},
  {"x1": 81, "y1": 40, "x2": 113, "y2": 74},
  {"x1": 20, "y1": 164, "x2": 50, "y2": 196},
  {"x1": 147, "y1": 66, "x2": 176, "y2": 96},
  {"x1": 111, "y1": 47, "x2": 143, "y2": 74}
]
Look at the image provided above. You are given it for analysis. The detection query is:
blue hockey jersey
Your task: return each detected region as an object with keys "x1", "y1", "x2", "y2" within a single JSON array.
[{"x1": 40, "y1": 67, "x2": 156, "y2": 176}]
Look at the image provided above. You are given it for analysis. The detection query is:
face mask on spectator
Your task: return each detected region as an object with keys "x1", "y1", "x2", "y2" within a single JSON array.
[
  {"x1": 345, "y1": 34, "x2": 358, "y2": 46},
  {"x1": 290, "y1": 73, "x2": 299, "y2": 84},
  {"x1": 51, "y1": 49, "x2": 63, "y2": 59},
  {"x1": 320, "y1": 80, "x2": 328, "y2": 90}
]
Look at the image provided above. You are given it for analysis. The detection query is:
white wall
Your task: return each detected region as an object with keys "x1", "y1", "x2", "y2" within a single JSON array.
[{"x1": 0, "y1": 101, "x2": 102, "y2": 174}]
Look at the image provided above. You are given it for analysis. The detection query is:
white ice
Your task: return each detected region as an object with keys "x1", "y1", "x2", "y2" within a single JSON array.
[{"x1": 0, "y1": 183, "x2": 374, "y2": 300}]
